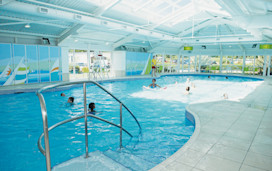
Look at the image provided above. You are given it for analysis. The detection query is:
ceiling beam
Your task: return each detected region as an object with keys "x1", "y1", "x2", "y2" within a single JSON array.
[
  {"x1": 112, "y1": 34, "x2": 134, "y2": 48},
  {"x1": 0, "y1": 0, "x2": 15, "y2": 6},
  {"x1": 214, "y1": 0, "x2": 244, "y2": 16},
  {"x1": 0, "y1": 16, "x2": 69, "y2": 28},
  {"x1": 0, "y1": 29, "x2": 58, "y2": 38},
  {"x1": 146, "y1": 40, "x2": 169, "y2": 52},
  {"x1": 148, "y1": 3, "x2": 192, "y2": 29},
  {"x1": 58, "y1": 24, "x2": 84, "y2": 45},
  {"x1": 133, "y1": 0, "x2": 153, "y2": 12},
  {"x1": 93, "y1": 0, "x2": 122, "y2": 17},
  {"x1": 177, "y1": 19, "x2": 214, "y2": 37}
]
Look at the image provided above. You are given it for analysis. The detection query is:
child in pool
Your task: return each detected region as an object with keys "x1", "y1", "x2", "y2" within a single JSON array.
[
  {"x1": 143, "y1": 79, "x2": 161, "y2": 89},
  {"x1": 88, "y1": 102, "x2": 96, "y2": 114},
  {"x1": 184, "y1": 86, "x2": 190, "y2": 95}
]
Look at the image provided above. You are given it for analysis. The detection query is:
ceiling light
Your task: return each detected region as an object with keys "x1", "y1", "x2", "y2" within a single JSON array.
[
  {"x1": 106, "y1": 42, "x2": 109, "y2": 45},
  {"x1": 25, "y1": 24, "x2": 31, "y2": 28},
  {"x1": 74, "y1": 39, "x2": 78, "y2": 42},
  {"x1": 142, "y1": 41, "x2": 145, "y2": 43}
]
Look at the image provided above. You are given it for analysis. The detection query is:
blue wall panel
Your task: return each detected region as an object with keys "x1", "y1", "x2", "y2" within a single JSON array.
[{"x1": 0, "y1": 43, "x2": 62, "y2": 86}]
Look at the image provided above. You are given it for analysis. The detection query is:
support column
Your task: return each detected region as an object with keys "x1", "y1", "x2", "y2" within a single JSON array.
[
  {"x1": 268, "y1": 55, "x2": 271, "y2": 77},
  {"x1": 253, "y1": 56, "x2": 256, "y2": 75},
  {"x1": 87, "y1": 45, "x2": 91, "y2": 80},
  {"x1": 177, "y1": 53, "x2": 181, "y2": 73},
  {"x1": 263, "y1": 55, "x2": 267, "y2": 77},
  {"x1": 182, "y1": 55, "x2": 184, "y2": 73},
  {"x1": 61, "y1": 46, "x2": 70, "y2": 81},
  {"x1": 198, "y1": 55, "x2": 201, "y2": 73},
  {"x1": 219, "y1": 54, "x2": 223, "y2": 73},
  {"x1": 170, "y1": 55, "x2": 172, "y2": 73},
  {"x1": 194, "y1": 55, "x2": 197, "y2": 73},
  {"x1": 242, "y1": 51, "x2": 246, "y2": 74},
  {"x1": 162, "y1": 51, "x2": 165, "y2": 73}
]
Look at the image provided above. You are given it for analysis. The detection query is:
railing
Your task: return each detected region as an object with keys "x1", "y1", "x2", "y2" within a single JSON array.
[{"x1": 36, "y1": 80, "x2": 142, "y2": 171}]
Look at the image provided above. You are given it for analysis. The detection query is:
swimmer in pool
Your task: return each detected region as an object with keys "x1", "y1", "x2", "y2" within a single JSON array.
[
  {"x1": 225, "y1": 76, "x2": 228, "y2": 79},
  {"x1": 67, "y1": 97, "x2": 74, "y2": 103},
  {"x1": 223, "y1": 93, "x2": 228, "y2": 99},
  {"x1": 61, "y1": 93, "x2": 65, "y2": 96},
  {"x1": 185, "y1": 78, "x2": 195, "y2": 88},
  {"x1": 88, "y1": 102, "x2": 96, "y2": 114},
  {"x1": 184, "y1": 86, "x2": 190, "y2": 95},
  {"x1": 208, "y1": 76, "x2": 211, "y2": 79},
  {"x1": 143, "y1": 78, "x2": 161, "y2": 89}
]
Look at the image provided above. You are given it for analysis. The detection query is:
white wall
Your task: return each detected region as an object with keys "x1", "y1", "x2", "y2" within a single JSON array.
[{"x1": 111, "y1": 51, "x2": 126, "y2": 77}]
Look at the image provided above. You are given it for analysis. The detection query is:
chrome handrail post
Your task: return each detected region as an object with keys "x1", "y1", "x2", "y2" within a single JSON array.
[
  {"x1": 83, "y1": 83, "x2": 89, "y2": 158},
  {"x1": 120, "y1": 103, "x2": 122, "y2": 148},
  {"x1": 37, "y1": 93, "x2": 51, "y2": 171}
]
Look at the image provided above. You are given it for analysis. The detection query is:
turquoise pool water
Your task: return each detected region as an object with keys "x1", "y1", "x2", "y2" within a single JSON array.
[{"x1": 0, "y1": 75, "x2": 262, "y2": 170}]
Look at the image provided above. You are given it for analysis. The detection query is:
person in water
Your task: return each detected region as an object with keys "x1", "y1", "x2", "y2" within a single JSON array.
[
  {"x1": 184, "y1": 86, "x2": 190, "y2": 95},
  {"x1": 61, "y1": 93, "x2": 65, "y2": 96},
  {"x1": 208, "y1": 76, "x2": 211, "y2": 79},
  {"x1": 149, "y1": 78, "x2": 161, "y2": 88},
  {"x1": 88, "y1": 102, "x2": 96, "y2": 114},
  {"x1": 67, "y1": 97, "x2": 74, "y2": 103}
]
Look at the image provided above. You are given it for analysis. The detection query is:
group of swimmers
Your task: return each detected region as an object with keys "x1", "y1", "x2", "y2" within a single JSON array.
[
  {"x1": 143, "y1": 78, "x2": 193, "y2": 95},
  {"x1": 61, "y1": 93, "x2": 97, "y2": 114},
  {"x1": 144, "y1": 76, "x2": 229, "y2": 99}
]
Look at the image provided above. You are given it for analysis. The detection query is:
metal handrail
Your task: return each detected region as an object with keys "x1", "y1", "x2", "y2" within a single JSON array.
[
  {"x1": 38, "y1": 114, "x2": 133, "y2": 155},
  {"x1": 36, "y1": 80, "x2": 141, "y2": 171},
  {"x1": 37, "y1": 80, "x2": 141, "y2": 132}
]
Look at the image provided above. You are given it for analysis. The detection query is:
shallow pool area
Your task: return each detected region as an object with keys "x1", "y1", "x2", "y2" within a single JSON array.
[{"x1": 0, "y1": 75, "x2": 264, "y2": 170}]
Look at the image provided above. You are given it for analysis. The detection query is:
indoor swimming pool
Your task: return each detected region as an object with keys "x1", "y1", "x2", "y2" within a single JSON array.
[{"x1": 0, "y1": 75, "x2": 263, "y2": 171}]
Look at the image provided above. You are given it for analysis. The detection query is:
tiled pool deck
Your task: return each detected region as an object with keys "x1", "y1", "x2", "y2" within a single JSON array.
[
  {"x1": 1, "y1": 74, "x2": 271, "y2": 171},
  {"x1": 151, "y1": 76, "x2": 272, "y2": 171}
]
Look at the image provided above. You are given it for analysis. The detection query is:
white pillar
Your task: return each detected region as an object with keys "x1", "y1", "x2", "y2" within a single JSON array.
[
  {"x1": 182, "y1": 55, "x2": 184, "y2": 72},
  {"x1": 268, "y1": 55, "x2": 271, "y2": 76},
  {"x1": 194, "y1": 55, "x2": 197, "y2": 73},
  {"x1": 263, "y1": 55, "x2": 267, "y2": 76},
  {"x1": 162, "y1": 51, "x2": 165, "y2": 73},
  {"x1": 242, "y1": 51, "x2": 246, "y2": 74},
  {"x1": 61, "y1": 46, "x2": 70, "y2": 81},
  {"x1": 198, "y1": 55, "x2": 201, "y2": 73},
  {"x1": 177, "y1": 53, "x2": 181, "y2": 73},
  {"x1": 87, "y1": 45, "x2": 91, "y2": 80},
  {"x1": 188, "y1": 56, "x2": 190, "y2": 72},
  {"x1": 253, "y1": 56, "x2": 256, "y2": 75},
  {"x1": 219, "y1": 54, "x2": 223, "y2": 73},
  {"x1": 170, "y1": 55, "x2": 172, "y2": 73}
]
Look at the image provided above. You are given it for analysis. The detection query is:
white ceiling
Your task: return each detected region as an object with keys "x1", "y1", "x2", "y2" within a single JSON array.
[{"x1": 0, "y1": 0, "x2": 271, "y2": 53}]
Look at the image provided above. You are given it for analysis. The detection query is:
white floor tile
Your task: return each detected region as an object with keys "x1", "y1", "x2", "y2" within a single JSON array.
[
  {"x1": 244, "y1": 152, "x2": 272, "y2": 171},
  {"x1": 207, "y1": 144, "x2": 247, "y2": 163},
  {"x1": 195, "y1": 154, "x2": 240, "y2": 171}
]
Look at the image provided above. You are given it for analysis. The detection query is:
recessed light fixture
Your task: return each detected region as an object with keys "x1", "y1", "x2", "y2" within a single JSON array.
[
  {"x1": 105, "y1": 42, "x2": 109, "y2": 45},
  {"x1": 74, "y1": 39, "x2": 78, "y2": 42},
  {"x1": 25, "y1": 24, "x2": 31, "y2": 28}
]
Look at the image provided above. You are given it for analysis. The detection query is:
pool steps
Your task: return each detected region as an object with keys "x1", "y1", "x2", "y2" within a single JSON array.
[{"x1": 53, "y1": 150, "x2": 155, "y2": 171}]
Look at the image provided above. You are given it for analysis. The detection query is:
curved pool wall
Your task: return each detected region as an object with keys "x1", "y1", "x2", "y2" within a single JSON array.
[{"x1": 0, "y1": 74, "x2": 263, "y2": 171}]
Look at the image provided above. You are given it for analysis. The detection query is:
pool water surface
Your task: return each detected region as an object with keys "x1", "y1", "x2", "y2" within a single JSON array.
[{"x1": 0, "y1": 75, "x2": 262, "y2": 170}]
